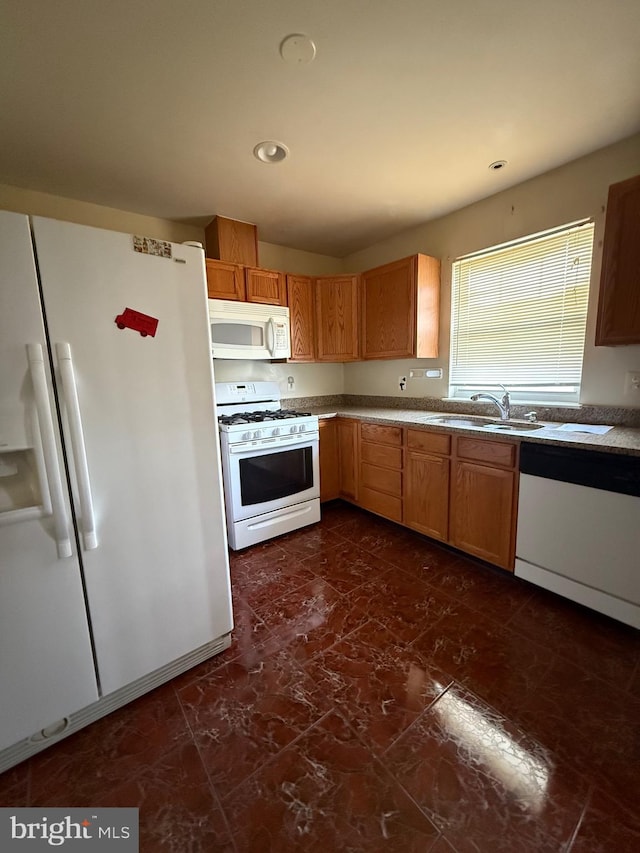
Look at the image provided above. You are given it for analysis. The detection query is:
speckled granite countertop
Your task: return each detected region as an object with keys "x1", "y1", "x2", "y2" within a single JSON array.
[{"x1": 309, "y1": 406, "x2": 640, "y2": 456}]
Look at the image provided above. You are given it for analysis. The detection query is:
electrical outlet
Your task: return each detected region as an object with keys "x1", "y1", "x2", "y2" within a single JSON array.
[
  {"x1": 398, "y1": 376, "x2": 407, "y2": 391},
  {"x1": 624, "y1": 371, "x2": 640, "y2": 395}
]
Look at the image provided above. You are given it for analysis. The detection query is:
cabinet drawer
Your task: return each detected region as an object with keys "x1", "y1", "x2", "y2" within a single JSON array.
[
  {"x1": 360, "y1": 423, "x2": 403, "y2": 446},
  {"x1": 407, "y1": 429, "x2": 451, "y2": 456},
  {"x1": 361, "y1": 462, "x2": 402, "y2": 496},
  {"x1": 360, "y1": 441, "x2": 403, "y2": 469},
  {"x1": 358, "y1": 486, "x2": 403, "y2": 522},
  {"x1": 456, "y1": 437, "x2": 516, "y2": 469}
]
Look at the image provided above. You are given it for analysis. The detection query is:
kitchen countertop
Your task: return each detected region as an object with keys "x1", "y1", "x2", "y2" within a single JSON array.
[{"x1": 310, "y1": 405, "x2": 640, "y2": 457}]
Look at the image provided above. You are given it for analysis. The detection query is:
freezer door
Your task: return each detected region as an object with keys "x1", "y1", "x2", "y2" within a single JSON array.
[
  {"x1": 0, "y1": 211, "x2": 99, "y2": 750},
  {"x1": 31, "y1": 217, "x2": 233, "y2": 695}
]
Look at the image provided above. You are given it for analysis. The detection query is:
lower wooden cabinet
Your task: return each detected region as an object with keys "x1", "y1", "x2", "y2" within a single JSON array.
[
  {"x1": 404, "y1": 435, "x2": 450, "y2": 542},
  {"x1": 450, "y1": 437, "x2": 518, "y2": 570},
  {"x1": 336, "y1": 418, "x2": 359, "y2": 500},
  {"x1": 358, "y1": 422, "x2": 403, "y2": 522},
  {"x1": 403, "y1": 427, "x2": 517, "y2": 569},
  {"x1": 318, "y1": 419, "x2": 340, "y2": 502},
  {"x1": 320, "y1": 417, "x2": 518, "y2": 571}
]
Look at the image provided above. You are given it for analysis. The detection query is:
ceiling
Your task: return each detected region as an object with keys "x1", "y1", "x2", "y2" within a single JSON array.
[{"x1": 1, "y1": 1, "x2": 639, "y2": 257}]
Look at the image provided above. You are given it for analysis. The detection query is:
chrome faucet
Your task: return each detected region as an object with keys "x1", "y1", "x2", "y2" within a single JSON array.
[{"x1": 470, "y1": 384, "x2": 511, "y2": 420}]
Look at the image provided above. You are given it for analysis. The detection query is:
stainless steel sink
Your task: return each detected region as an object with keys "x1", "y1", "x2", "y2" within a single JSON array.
[
  {"x1": 421, "y1": 415, "x2": 496, "y2": 427},
  {"x1": 482, "y1": 422, "x2": 545, "y2": 432},
  {"x1": 420, "y1": 415, "x2": 545, "y2": 432}
]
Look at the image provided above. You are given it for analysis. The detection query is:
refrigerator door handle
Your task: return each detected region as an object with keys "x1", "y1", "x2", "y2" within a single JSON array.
[
  {"x1": 26, "y1": 343, "x2": 73, "y2": 558},
  {"x1": 55, "y1": 342, "x2": 98, "y2": 551}
]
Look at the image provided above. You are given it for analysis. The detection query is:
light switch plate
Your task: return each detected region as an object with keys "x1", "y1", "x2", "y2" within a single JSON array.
[{"x1": 623, "y1": 371, "x2": 640, "y2": 395}]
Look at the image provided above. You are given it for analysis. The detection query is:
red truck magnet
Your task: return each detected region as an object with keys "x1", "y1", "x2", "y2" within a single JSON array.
[{"x1": 115, "y1": 308, "x2": 159, "y2": 337}]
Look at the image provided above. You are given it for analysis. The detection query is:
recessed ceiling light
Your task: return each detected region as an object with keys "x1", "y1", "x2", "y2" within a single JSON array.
[
  {"x1": 489, "y1": 160, "x2": 508, "y2": 171},
  {"x1": 279, "y1": 34, "x2": 316, "y2": 65},
  {"x1": 253, "y1": 141, "x2": 289, "y2": 164}
]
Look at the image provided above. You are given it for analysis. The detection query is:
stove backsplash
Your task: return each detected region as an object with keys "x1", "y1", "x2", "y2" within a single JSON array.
[{"x1": 213, "y1": 360, "x2": 344, "y2": 401}]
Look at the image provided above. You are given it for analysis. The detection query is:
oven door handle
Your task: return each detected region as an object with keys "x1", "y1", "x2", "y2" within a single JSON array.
[{"x1": 228, "y1": 437, "x2": 318, "y2": 455}]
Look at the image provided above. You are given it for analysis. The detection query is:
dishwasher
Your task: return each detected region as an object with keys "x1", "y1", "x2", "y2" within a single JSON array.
[{"x1": 515, "y1": 442, "x2": 640, "y2": 628}]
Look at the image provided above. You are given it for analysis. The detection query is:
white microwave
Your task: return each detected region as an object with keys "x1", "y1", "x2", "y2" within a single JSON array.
[{"x1": 208, "y1": 299, "x2": 291, "y2": 360}]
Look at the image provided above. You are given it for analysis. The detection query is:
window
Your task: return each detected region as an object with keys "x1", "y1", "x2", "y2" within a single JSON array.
[{"x1": 449, "y1": 220, "x2": 595, "y2": 404}]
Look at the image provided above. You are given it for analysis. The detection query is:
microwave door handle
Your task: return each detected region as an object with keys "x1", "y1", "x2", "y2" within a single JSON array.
[{"x1": 266, "y1": 318, "x2": 276, "y2": 357}]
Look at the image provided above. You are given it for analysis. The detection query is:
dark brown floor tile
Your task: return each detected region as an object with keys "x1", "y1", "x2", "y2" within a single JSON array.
[
  {"x1": 413, "y1": 607, "x2": 552, "y2": 718},
  {"x1": 383, "y1": 684, "x2": 588, "y2": 853},
  {"x1": 425, "y1": 556, "x2": 535, "y2": 626},
  {"x1": 251, "y1": 577, "x2": 370, "y2": 664},
  {"x1": 569, "y1": 786, "x2": 640, "y2": 852},
  {"x1": 428, "y1": 838, "x2": 459, "y2": 853},
  {"x1": 277, "y1": 525, "x2": 349, "y2": 558},
  {"x1": 352, "y1": 572, "x2": 458, "y2": 643},
  {"x1": 300, "y1": 539, "x2": 392, "y2": 592},
  {"x1": 101, "y1": 742, "x2": 234, "y2": 852},
  {"x1": 228, "y1": 537, "x2": 288, "y2": 570},
  {"x1": 514, "y1": 657, "x2": 640, "y2": 814},
  {"x1": 316, "y1": 499, "x2": 366, "y2": 530},
  {"x1": 308, "y1": 620, "x2": 452, "y2": 753},
  {"x1": 223, "y1": 710, "x2": 440, "y2": 852},
  {"x1": 374, "y1": 530, "x2": 463, "y2": 580},
  {"x1": 231, "y1": 553, "x2": 317, "y2": 610},
  {"x1": 327, "y1": 513, "x2": 404, "y2": 552},
  {"x1": 3, "y1": 504, "x2": 636, "y2": 849},
  {"x1": 0, "y1": 761, "x2": 30, "y2": 806},
  {"x1": 29, "y1": 683, "x2": 191, "y2": 807},
  {"x1": 508, "y1": 587, "x2": 640, "y2": 689},
  {"x1": 178, "y1": 649, "x2": 329, "y2": 796},
  {"x1": 628, "y1": 660, "x2": 640, "y2": 699},
  {"x1": 172, "y1": 594, "x2": 271, "y2": 689}
]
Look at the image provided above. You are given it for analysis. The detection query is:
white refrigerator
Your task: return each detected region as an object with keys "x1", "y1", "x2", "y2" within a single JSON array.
[{"x1": 0, "y1": 211, "x2": 233, "y2": 768}]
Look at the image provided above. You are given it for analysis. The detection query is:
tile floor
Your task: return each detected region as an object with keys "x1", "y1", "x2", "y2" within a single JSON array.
[{"x1": 1, "y1": 500, "x2": 639, "y2": 851}]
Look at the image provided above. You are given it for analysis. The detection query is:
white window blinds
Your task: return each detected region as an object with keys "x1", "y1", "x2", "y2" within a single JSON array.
[{"x1": 449, "y1": 220, "x2": 595, "y2": 403}]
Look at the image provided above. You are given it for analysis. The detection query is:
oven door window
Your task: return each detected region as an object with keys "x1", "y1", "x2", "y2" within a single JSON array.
[{"x1": 239, "y1": 446, "x2": 313, "y2": 506}]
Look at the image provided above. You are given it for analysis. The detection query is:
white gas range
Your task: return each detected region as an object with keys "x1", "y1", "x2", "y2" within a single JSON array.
[{"x1": 215, "y1": 382, "x2": 320, "y2": 549}]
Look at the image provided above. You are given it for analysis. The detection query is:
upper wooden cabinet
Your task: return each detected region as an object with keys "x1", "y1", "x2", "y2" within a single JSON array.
[
  {"x1": 595, "y1": 174, "x2": 640, "y2": 346},
  {"x1": 287, "y1": 275, "x2": 316, "y2": 362},
  {"x1": 205, "y1": 216, "x2": 258, "y2": 266},
  {"x1": 315, "y1": 275, "x2": 360, "y2": 362},
  {"x1": 205, "y1": 259, "x2": 246, "y2": 301},
  {"x1": 361, "y1": 254, "x2": 440, "y2": 359},
  {"x1": 245, "y1": 267, "x2": 287, "y2": 306},
  {"x1": 205, "y1": 260, "x2": 286, "y2": 306}
]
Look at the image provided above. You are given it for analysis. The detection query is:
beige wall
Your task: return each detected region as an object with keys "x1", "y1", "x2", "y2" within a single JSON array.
[
  {"x1": 213, "y1": 359, "x2": 344, "y2": 400},
  {"x1": 343, "y1": 133, "x2": 640, "y2": 407},
  {"x1": 0, "y1": 183, "x2": 205, "y2": 244},
  {"x1": 0, "y1": 184, "x2": 343, "y2": 277},
  {"x1": 258, "y1": 242, "x2": 343, "y2": 276}
]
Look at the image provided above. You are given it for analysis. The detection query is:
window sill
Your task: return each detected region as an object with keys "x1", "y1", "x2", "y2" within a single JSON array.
[{"x1": 442, "y1": 397, "x2": 582, "y2": 409}]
